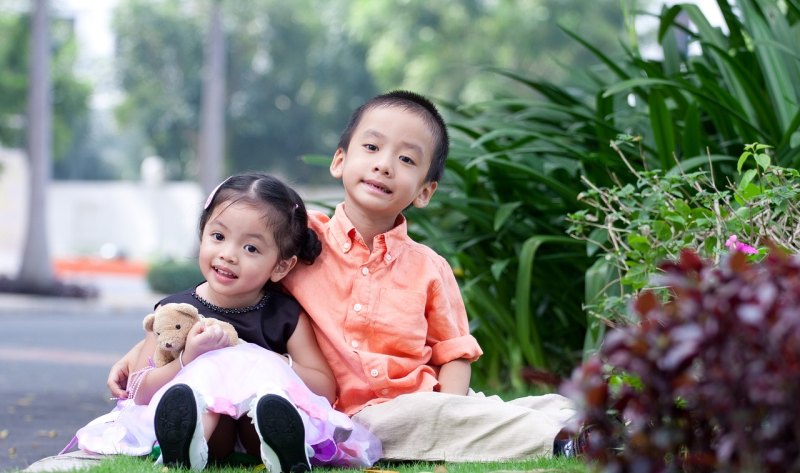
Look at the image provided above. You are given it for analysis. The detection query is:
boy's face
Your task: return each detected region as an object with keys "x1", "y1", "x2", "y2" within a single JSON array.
[{"x1": 330, "y1": 106, "x2": 438, "y2": 222}]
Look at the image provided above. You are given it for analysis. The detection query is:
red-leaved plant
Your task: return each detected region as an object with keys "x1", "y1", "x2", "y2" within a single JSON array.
[{"x1": 561, "y1": 247, "x2": 800, "y2": 472}]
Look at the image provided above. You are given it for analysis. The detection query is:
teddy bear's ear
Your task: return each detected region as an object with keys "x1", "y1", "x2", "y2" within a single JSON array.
[
  {"x1": 175, "y1": 303, "x2": 202, "y2": 323},
  {"x1": 143, "y1": 313, "x2": 156, "y2": 332}
]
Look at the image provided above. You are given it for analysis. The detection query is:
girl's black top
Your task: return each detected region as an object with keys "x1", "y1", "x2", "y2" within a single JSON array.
[{"x1": 156, "y1": 284, "x2": 301, "y2": 354}]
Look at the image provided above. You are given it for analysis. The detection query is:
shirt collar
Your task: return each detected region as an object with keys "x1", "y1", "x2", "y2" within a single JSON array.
[{"x1": 331, "y1": 203, "x2": 407, "y2": 257}]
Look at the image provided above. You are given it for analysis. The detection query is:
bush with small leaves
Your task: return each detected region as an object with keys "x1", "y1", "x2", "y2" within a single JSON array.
[
  {"x1": 562, "y1": 247, "x2": 800, "y2": 472},
  {"x1": 146, "y1": 259, "x2": 202, "y2": 295}
]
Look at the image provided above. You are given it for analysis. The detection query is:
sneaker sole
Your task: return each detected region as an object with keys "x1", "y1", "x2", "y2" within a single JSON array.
[
  {"x1": 256, "y1": 394, "x2": 310, "y2": 473},
  {"x1": 155, "y1": 383, "x2": 197, "y2": 468}
]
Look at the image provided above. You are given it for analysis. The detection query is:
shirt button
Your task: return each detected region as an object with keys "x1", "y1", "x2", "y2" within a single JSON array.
[
  {"x1": 350, "y1": 340, "x2": 359, "y2": 348},
  {"x1": 361, "y1": 267, "x2": 369, "y2": 276},
  {"x1": 370, "y1": 369, "x2": 379, "y2": 377},
  {"x1": 343, "y1": 242, "x2": 351, "y2": 252},
  {"x1": 353, "y1": 303, "x2": 362, "y2": 312},
  {"x1": 384, "y1": 254, "x2": 392, "y2": 262},
  {"x1": 381, "y1": 388, "x2": 389, "y2": 395}
]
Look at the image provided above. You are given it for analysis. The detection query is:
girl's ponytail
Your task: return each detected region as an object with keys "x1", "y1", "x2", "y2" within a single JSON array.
[{"x1": 297, "y1": 227, "x2": 322, "y2": 265}]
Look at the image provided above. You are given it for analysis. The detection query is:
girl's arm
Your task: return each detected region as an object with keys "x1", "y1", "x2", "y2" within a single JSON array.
[
  {"x1": 107, "y1": 339, "x2": 145, "y2": 399},
  {"x1": 132, "y1": 320, "x2": 235, "y2": 405},
  {"x1": 285, "y1": 312, "x2": 336, "y2": 404},
  {"x1": 437, "y1": 359, "x2": 472, "y2": 395},
  {"x1": 129, "y1": 332, "x2": 179, "y2": 405}
]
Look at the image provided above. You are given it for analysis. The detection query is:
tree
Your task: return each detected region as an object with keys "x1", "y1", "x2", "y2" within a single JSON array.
[
  {"x1": 221, "y1": 0, "x2": 378, "y2": 181},
  {"x1": 112, "y1": 0, "x2": 204, "y2": 180},
  {"x1": 18, "y1": 0, "x2": 53, "y2": 287},
  {"x1": 0, "y1": 7, "x2": 91, "y2": 175},
  {"x1": 341, "y1": 0, "x2": 632, "y2": 103},
  {"x1": 110, "y1": 0, "x2": 637, "y2": 183},
  {"x1": 197, "y1": 0, "x2": 225, "y2": 196},
  {"x1": 111, "y1": 0, "x2": 378, "y2": 182}
]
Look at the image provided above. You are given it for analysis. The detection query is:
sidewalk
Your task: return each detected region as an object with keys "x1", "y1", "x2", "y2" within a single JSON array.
[
  {"x1": 0, "y1": 273, "x2": 161, "y2": 316},
  {"x1": 0, "y1": 272, "x2": 160, "y2": 473}
]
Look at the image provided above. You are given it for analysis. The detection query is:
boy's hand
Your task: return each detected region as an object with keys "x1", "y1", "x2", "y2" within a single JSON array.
[
  {"x1": 107, "y1": 358, "x2": 129, "y2": 399},
  {"x1": 183, "y1": 320, "x2": 232, "y2": 364}
]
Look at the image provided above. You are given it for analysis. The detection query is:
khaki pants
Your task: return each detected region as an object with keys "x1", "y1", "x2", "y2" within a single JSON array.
[{"x1": 352, "y1": 391, "x2": 577, "y2": 462}]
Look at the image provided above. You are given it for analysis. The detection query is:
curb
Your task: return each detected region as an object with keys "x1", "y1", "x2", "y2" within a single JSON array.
[{"x1": 0, "y1": 292, "x2": 161, "y2": 317}]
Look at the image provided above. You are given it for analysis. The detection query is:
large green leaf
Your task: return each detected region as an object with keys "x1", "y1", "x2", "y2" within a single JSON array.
[
  {"x1": 648, "y1": 89, "x2": 676, "y2": 169},
  {"x1": 515, "y1": 236, "x2": 583, "y2": 370},
  {"x1": 739, "y1": 0, "x2": 799, "y2": 130}
]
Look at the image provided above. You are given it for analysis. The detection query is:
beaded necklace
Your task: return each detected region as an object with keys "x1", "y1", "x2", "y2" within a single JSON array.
[{"x1": 191, "y1": 290, "x2": 270, "y2": 314}]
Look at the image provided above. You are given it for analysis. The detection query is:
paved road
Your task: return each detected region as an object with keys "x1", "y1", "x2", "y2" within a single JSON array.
[{"x1": 0, "y1": 276, "x2": 157, "y2": 472}]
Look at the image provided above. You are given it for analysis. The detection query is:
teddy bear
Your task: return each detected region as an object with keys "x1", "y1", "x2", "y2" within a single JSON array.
[{"x1": 143, "y1": 302, "x2": 239, "y2": 367}]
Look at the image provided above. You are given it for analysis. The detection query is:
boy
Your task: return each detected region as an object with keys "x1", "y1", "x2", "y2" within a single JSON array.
[{"x1": 281, "y1": 90, "x2": 577, "y2": 461}]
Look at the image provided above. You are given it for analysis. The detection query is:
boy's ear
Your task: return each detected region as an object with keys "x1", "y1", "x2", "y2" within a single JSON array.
[
  {"x1": 270, "y1": 256, "x2": 298, "y2": 282},
  {"x1": 329, "y1": 148, "x2": 345, "y2": 179},
  {"x1": 412, "y1": 181, "x2": 438, "y2": 209}
]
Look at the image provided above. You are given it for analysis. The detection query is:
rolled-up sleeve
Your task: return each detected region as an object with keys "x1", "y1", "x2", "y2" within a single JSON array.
[{"x1": 427, "y1": 257, "x2": 483, "y2": 366}]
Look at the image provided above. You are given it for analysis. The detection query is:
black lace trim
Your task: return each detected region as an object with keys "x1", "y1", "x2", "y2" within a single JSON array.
[{"x1": 191, "y1": 291, "x2": 270, "y2": 315}]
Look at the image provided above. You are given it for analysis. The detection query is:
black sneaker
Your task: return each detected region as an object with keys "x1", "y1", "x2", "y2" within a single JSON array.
[
  {"x1": 553, "y1": 421, "x2": 623, "y2": 458},
  {"x1": 154, "y1": 383, "x2": 207, "y2": 470},
  {"x1": 252, "y1": 394, "x2": 310, "y2": 473},
  {"x1": 553, "y1": 423, "x2": 598, "y2": 457}
]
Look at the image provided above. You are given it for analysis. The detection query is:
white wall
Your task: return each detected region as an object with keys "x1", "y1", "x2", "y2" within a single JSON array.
[
  {"x1": 0, "y1": 149, "x2": 342, "y2": 278},
  {"x1": 0, "y1": 149, "x2": 29, "y2": 276},
  {"x1": 0, "y1": 149, "x2": 204, "y2": 276},
  {"x1": 48, "y1": 180, "x2": 204, "y2": 262}
]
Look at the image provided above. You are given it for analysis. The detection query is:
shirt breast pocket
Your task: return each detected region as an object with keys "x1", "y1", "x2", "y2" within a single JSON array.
[{"x1": 371, "y1": 288, "x2": 428, "y2": 357}]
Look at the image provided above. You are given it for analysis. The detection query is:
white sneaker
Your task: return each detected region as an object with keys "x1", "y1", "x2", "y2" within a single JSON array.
[
  {"x1": 154, "y1": 383, "x2": 208, "y2": 470},
  {"x1": 250, "y1": 394, "x2": 310, "y2": 473}
]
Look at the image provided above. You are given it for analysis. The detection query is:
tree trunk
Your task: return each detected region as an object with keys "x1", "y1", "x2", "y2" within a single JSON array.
[
  {"x1": 18, "y1": 0, "x2": 54, "y2": 286},
  {"x1": 197, "y1": 0, "x2": 226, "y2": 197}
]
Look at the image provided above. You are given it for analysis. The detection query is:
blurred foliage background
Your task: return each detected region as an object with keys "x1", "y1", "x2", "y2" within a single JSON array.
[{"x1": 0, "y1": 0, "x2": 633, "y2": 182}]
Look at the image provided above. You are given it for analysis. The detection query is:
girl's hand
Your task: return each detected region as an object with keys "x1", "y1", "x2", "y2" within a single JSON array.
[
  {"x1": 107, "y1": 358, "x2": 130, "y2": 399},
  {"x1": 183, "y1": 321, "x2": 232, "y2": 364},
  {"x1": 107, "y1": 338, "x2": 148, "y2": 399}
]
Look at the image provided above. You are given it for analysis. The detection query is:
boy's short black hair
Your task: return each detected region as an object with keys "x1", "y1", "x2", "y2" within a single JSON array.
[{"x1": 337, "y1": 90, "x2": 449, "y2": 183}]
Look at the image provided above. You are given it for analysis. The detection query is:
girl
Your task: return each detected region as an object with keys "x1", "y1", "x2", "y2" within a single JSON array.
[{"x1": 71, "y1": 172, "x2": 381, "y2": 472}]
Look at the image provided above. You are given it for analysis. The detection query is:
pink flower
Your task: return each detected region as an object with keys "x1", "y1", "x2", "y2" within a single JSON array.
[{"x1": 725, "y1": 235, "x2": 758, "y2": 255}]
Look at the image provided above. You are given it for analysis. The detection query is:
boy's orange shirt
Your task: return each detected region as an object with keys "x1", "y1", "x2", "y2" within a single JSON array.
[{"x1": 282, "y1": 204, "x2": 483, "y2": 415}]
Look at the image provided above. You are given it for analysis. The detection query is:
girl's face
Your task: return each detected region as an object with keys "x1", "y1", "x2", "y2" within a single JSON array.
[{"x1": 197, "y1": 201, "x2": 296, "y2": 308}]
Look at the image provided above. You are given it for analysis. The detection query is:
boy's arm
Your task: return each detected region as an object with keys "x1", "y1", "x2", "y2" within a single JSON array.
[{"x1": 437, "y1": 359, "x2": 472, "y2": 395}]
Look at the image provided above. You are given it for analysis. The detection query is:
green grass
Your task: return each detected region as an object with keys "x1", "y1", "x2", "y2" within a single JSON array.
[{"x1": 24, "y1": 454, "x2": 590, "y2": 473}]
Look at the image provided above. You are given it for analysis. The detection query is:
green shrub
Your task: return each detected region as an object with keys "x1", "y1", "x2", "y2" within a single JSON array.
[
  {"x1": 568, "y1": 143, "x2": 800, "y2": 342},
  {"x1": 407, "y1": 0, "x2": 799, "y2": 392},
  {"x1": 567, "y1": 142, "x2": 800, "y2": 329},
  {"x1": 146, "y1": 259, "x2": 202, "y2": 295}
]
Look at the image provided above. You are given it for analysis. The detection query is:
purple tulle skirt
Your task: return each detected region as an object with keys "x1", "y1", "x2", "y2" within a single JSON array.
[{"x1": 73, "y1": 342, "x2": 382, "y2": 467}]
